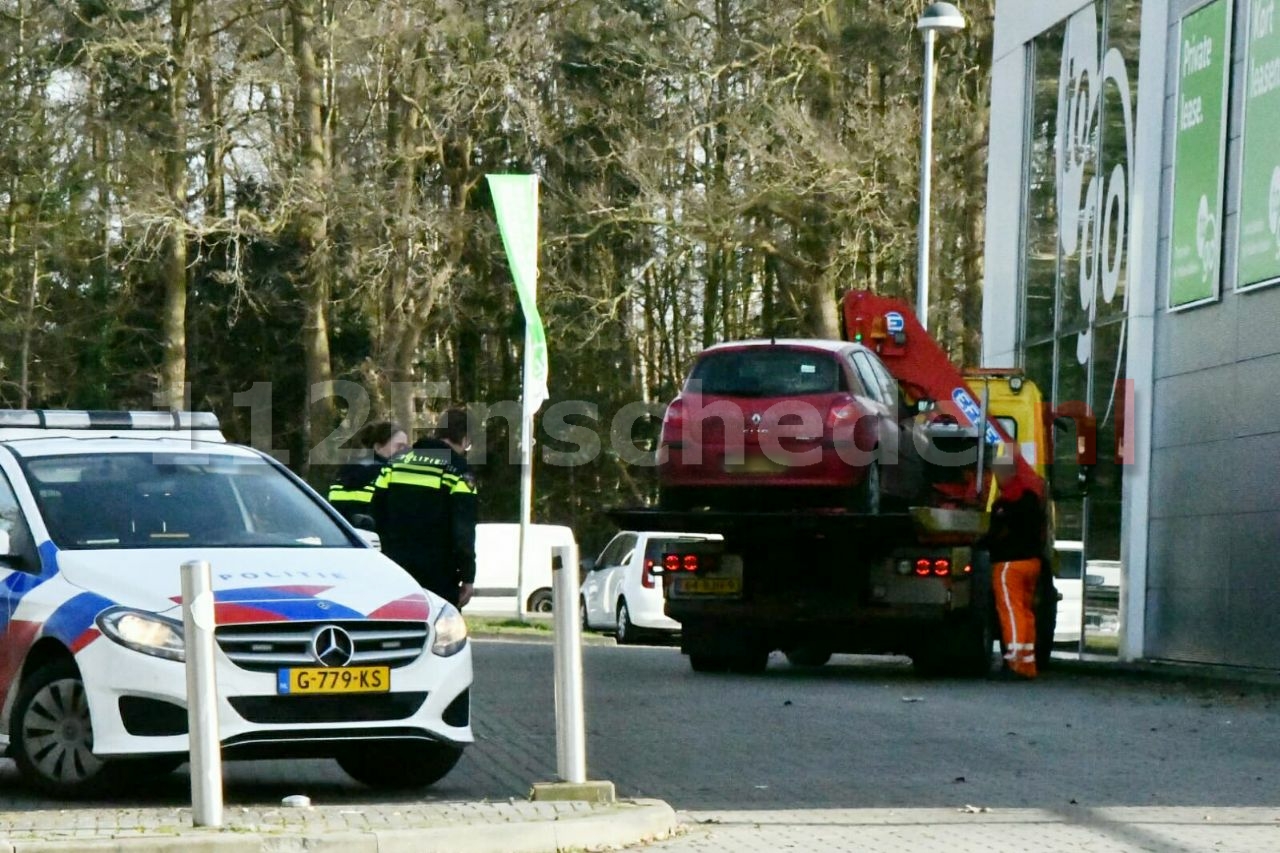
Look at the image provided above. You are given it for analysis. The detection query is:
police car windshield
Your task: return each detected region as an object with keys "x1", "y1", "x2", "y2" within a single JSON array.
[{"x1": 22, "y1": 453, "x2": 353, "y2": 550}]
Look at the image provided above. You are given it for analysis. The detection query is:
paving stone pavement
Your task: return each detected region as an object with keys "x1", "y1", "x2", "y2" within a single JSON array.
[
  {"x1": 628, "y1": 807, "x2": 1280, "y2": 852},
  {"x1": 0, "y1": 799, "x2": 677, "y2": 852}
]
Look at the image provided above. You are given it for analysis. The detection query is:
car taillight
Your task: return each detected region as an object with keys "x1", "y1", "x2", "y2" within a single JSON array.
[
  {"x1": 932, "y1": 559, "x2": 950, "y2": 577},
  {"x1": 661, "y1": 398, "x2": 686, "y2": 445},
  {"x1": 825, "y1": 396, "x2": 859, "y2": 431},
  {"x1": 914, "y1": 559, "x2": 931, "y2": 577},
  {"x1": 642, "y1": 558, "x2": 656, "y2": 588}
]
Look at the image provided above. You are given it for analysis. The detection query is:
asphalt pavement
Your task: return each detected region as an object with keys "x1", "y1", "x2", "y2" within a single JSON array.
[{"x1": 2, "y1": 636, "x2": 1279, "y2": 851}]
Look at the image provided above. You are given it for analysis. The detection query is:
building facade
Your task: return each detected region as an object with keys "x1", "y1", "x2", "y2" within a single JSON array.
[{"x1": 984, "y1": 0, "x2": 1280, "y2": 669}]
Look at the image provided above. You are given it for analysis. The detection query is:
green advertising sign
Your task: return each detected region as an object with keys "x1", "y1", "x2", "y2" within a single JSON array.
[
  {"x1": 1170, "y1": 0, "x2": 1231, "y2": 308},
  {"x1": 1238, "y1": 0, "x2": 1280, "y2": 290}
]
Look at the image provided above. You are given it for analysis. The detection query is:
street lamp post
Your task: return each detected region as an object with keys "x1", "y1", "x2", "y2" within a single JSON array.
[{"x1": 915, "y1": 2, "x2": 966, "y2": 333}]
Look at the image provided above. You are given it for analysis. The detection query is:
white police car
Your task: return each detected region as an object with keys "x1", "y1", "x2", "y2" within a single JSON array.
[{"x1": 0, "y1": 410, "x2": 472, "y2": 796}]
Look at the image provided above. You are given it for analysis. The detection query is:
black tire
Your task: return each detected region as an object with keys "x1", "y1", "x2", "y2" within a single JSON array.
[
  {"x1": 689, "y1": 653, "x2": 731, "y2": 673},
  {"x1": 912, "y1": 613, "x2": 996, "y2": 678},
  {"x1": 785, "y1": 648, "x2": 832, "y2": 668},
  {"x1": 11, "y1": 660, "x2": 111, "y2": 797},
  {"x1": 527, "y1": 588, "x2": 553, "y2": 614},
  {"x1": 338, "y1": 741, "x2": 464, "y2": 790},
  {"x1": 851, "y1": 461, "x2": 881, "y2": 514},
  {"x1": 615, "y1": 599, "x2": 638, "y2": 645},
  {"x1": 729, "y1": 649, "x2": 770, "y2": 674}
]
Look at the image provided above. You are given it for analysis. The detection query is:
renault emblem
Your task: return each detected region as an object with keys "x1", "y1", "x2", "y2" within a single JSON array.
[{"x1": 310, "y1": 625, "x2": 354, "y2": 667}]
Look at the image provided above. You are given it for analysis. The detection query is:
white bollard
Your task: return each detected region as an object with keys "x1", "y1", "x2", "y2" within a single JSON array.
[
  {"x1": 181, "y1": 560, "x2": 223, "y2": 827},
  {"x1": 550, "y1": 543, "x2": 586, "y2": 783}
]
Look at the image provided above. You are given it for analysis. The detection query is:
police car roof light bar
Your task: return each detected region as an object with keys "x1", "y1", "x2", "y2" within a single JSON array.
[{"x1": 0, "y1": 409, "x2": 222, "y2": 431}]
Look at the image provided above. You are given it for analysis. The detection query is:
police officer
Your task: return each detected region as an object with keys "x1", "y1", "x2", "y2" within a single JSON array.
[
  {"x1": 371, "y1": 407, "x2": 476, "y2": 608},
  {"x1": 326, "y1": 420, "x2": 409, "y2": 523}
]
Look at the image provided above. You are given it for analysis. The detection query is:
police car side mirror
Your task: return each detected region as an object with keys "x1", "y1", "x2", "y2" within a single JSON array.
[
  {"x1": 350, "y1": 513, "x2": 377, "y2": 532},
  {"x1": 0, "y1": 530, "x2": 11, "y2": 558}
]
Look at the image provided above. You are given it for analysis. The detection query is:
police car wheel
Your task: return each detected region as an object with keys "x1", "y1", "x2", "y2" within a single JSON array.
[
  {"x1": 12, "y1": 661, "x2": 108, "y2": 796},
  {"x1": 337, "y1": 741, "x2": 464, "y2": 790}
]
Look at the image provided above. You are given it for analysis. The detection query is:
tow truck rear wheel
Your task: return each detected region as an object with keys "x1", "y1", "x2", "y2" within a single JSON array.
[
  {"x1": 912, "y1": 613, "x2": 995, "y2": 678},
  {"x1": 850, "y1": 462, "x2": 881, "y2": 514},
  {"x1": 689, "y1": 653, "x2": 731, "y2": 673}
]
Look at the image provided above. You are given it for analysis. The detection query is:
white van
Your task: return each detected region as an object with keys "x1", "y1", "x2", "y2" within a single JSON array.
[{"x1": 470, "y1": 523, "x2": 577, "y2": 615}]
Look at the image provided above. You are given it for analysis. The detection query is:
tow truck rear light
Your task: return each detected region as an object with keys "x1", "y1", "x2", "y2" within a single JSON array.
[
  {"x1": 932, "y1": 559, "x2": 950, "y2": 577},
  {"x1": 682, "y1": 554, "x2": 699, "y2": 572},
  {"x1": 663, "y1": 554, "x2": 680, "y2": 573},
  {"x1": 914, "y1": 559, "x2": 931, "y2": 577}
]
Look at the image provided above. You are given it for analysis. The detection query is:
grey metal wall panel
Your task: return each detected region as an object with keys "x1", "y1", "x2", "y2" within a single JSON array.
[
  {"x1": 1227, "y1": 510, "x2": 1280, "y2": 668},
  {"x1": 1237, "y1": 287, "x2": 1280, "y2": 360},
  {"x1": 1153, "y1": 298, "x2": 1237, "y2": 378},
  {"x1": 1227, "y1": 432, "x2": 1280, "y2": 515},
  {"x1": 1149, "y1": 440, "x2": 1237, "y2": 518},
  {"x1": 1148, "y1": 515, "x2": 1231, "y2": 591},
  {"x1": 1144, "y1": 586, "x2": 1230, "y2": 664},
  {"x1": 1235, "y1": 354, "x2": 1280, "y2": 437},
  {"x1": 1150, "y1": 366, "x2": 1238, "y2": 449}
]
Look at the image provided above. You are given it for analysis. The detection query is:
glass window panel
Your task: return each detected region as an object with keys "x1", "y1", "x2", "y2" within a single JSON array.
[
  {"x1": 1023, "y1": 24, "x2": 1067, "y2": 344},
  {"x1": 1097, "y1": 0, "x2": 1141, "y2": 323},
  {"x1": 1086, "y1": 319, "x2": 1126, "y2": 563}
]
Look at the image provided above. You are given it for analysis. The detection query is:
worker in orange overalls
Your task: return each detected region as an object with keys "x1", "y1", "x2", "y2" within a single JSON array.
[{"x1": 986, "y1": 453, "x2": 1048, "y2": 679}]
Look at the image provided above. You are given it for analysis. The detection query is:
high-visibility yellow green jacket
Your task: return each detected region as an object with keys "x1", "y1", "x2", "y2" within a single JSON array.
[{"x1": 371, "y1": 438, "x2": 477, "y2": 603}]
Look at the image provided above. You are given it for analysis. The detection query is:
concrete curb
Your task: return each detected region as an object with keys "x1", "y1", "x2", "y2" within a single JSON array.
[{"x1": 0, "y1": 800, "x2": 678, "y2": 853}]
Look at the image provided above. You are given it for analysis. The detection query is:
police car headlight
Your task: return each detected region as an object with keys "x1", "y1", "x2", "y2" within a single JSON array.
[
  {"x1": 431, "y1": 603, "x2": 468, "y2": 657},
  {"x1": 96, "y1": 608, "x2": 185, "y2": 662}
]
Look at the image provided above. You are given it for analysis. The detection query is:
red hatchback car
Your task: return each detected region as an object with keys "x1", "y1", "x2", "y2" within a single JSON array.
[{"x1": 657, "y1": 340, "x2": 928, "y2": 512}]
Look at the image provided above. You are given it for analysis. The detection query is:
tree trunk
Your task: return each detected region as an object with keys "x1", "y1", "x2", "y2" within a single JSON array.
[
  {"x1": 289, "y1": 0, "x2": 336, "y2": 470},
  {"x1": 159, "y1": 0, "x2": 193, "y2": 411}
]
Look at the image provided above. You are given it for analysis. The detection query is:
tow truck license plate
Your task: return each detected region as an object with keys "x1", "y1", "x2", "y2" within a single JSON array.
[
  {"x1": 277, "y1": 666, "x2": 390, "y2": 695},
  {"x1": 672, "y1": 576, "x2": 742, "y2": 595}
]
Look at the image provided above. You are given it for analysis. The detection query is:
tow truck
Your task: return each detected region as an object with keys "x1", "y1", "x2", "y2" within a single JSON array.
[{"x1": 606, "y1": 290, "x2": 1084, "y2": 675}]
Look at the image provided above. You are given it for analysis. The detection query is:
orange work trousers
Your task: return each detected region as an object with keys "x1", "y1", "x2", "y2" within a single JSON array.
[{"x1": 993, "y1": 559, "x2": 1040, "y2": 678}]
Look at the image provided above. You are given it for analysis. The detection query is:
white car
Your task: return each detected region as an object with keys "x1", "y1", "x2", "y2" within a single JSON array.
[
  {"x1": 0, "y1": 410, "x2": 472, "y2": 796},
  {"x1": 580, "y1": 531, "x2": 720, "y2": 644},
  {"x1": 471, "y1": 523, "x2": 577, "y2": 615},
  {"x1": 1053, "y1": 540, "x2": 1083, "y2": 644}
]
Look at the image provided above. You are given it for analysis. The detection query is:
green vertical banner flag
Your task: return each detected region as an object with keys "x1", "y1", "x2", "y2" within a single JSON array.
[
  {"x1": 487, "y1": 174, "x2": 549, "y2": 411},
  {"x1": 1238, "y1": 0, "x2": 1280, "y2": 290},
  {"x1": 1169, "y1": 0, "x2": 1231, "y2": 308}
]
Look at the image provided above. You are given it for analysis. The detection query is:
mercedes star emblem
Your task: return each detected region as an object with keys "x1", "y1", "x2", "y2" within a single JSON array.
[{"x1": 310, "y1": 625, "x2": 355, "y2": 667}]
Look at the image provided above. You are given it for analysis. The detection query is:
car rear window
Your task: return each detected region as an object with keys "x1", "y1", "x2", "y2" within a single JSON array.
[{"x1": 688, "y1": 349, "x2": 842, "y2": 397}]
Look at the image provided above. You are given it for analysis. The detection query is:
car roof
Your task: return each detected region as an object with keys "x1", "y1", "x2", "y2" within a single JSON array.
[
  {"x1": 696, "y1": 339, "x2": 862, "y2": 356},
  {"x1": 2, "y1": 437, "x2": 262, "y2": 460}
]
